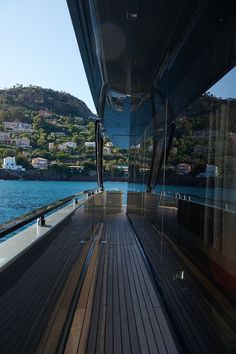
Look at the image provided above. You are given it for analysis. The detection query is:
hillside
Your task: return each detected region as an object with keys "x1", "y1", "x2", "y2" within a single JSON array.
[
  {"x1": 0, "y1": 85, "x2": 94, "y2": 119},
  {"x1": 0, "y1": 85, "x2": 129, "y2": 180},
  {"x1": 0, "y1": 86, "x2": 235, "y2": 182}
]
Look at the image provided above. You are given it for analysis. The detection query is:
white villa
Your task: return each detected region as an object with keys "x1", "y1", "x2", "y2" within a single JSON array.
[
  {"x1": 85, "y1": 141, "x2": 96, "y2": 148},
  {"x1": 2, "y1": 157, "x2": 25, "y2": 171},
  {"x1": 58, "y1": 141, "x2": 77, "y2": 151}
]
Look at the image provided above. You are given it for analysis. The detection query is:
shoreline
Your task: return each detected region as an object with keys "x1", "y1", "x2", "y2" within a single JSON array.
[
  {"x1": 0, "y1": 169, "x2": 230, "y2": 188},
  {"x1": 0, "y1": 169, "x2": 129, "y2": 183}
]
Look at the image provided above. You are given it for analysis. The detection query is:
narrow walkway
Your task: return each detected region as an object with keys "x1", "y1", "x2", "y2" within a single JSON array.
[
  {"x1": 0, "y1": 209, "x2": 179, "y2": 354},
  {"x1": 0, "y1": 206, "x2": 101, "y2": 354},
  {"x1": 70, "y1": 213, "x2": 178, "y2": 354}
]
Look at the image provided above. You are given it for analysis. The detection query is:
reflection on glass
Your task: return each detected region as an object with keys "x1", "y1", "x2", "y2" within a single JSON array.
[{"x1": 127, "y1": 68, "x2": 236, "y2": 352}]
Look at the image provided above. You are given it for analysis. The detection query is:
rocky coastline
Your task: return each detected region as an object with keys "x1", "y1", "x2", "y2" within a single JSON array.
[
  {"x1": 0, "y1": 168, "x2": 225, "y2": 188},
  {"x1": 0, "y1": 169, "x2": 129, "y2": 182}
]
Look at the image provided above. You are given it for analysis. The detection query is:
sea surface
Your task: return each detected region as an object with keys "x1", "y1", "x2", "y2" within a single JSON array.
[
  {"x1": 0, "y1": 180, "x2": 128, "y2": 225},
  {"x1": 0, "y1": 180, "x2": 236, "y2": 226}
]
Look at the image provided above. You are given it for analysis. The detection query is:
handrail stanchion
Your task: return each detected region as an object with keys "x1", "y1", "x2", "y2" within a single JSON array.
[{"x1": 0, "y1": 188, "x2": 98, "y2": 239}]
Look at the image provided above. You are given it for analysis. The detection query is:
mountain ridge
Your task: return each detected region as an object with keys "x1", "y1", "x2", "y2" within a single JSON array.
[{"x1": 0, "y1": 85, "x2": 94, "y2": 119}]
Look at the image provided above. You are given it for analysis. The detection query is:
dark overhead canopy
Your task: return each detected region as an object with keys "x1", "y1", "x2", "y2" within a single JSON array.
[{"x1": 67, "y1": 0, "x2": 236, "y2": 148}]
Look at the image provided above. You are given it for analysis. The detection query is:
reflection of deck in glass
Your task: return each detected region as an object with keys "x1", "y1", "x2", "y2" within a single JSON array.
[{"x1": 0, "y1": 191, "x2": 235, "y2": 352}]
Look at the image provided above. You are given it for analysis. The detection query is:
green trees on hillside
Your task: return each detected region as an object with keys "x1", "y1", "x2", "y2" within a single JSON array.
[
  {"x1": 1, "y1": 86, "x2": 234, "y2": 179},
  {"x1": 0, "y1": 85, "x2": 92, "y2": 118}
]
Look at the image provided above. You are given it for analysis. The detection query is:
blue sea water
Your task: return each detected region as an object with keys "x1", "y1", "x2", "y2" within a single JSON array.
[
  {"x1": 0, "y1": 180, "x2": 128, "y2": 225},
  {"x1": 1, "y1": 180, "x2": 236, "y2": 226}
]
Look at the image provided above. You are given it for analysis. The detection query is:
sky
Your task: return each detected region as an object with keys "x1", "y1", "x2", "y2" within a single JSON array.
[
  {"x1": 0, "y1": 0, "x2": 235, "y2": 114},
  {"x1": 209, "y1": 67, "x2": 236, "y2": 99},
  {"x1": 0, "y1": 0, "x2": 96, "y2": 112}
]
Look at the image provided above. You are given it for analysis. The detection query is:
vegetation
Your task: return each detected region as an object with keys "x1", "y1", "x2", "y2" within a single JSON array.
[
  {"x1": 1, "y1": 86, "x2": 235, "y2": 182},
  {"x1": 0, "y1": 85, "x2": 129, "y2": 179},
  {"x1": 131, "y1": 93, "x2": 236, "y2": 181},
  {"x1": 169, "y1": 93, "x2": 236, "y2": 174},
  {"x1": 0, "y1": 84, "x2": 93, "y2": 118}
]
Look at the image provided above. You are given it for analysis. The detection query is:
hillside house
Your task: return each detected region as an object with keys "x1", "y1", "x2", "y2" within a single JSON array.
[
  {"x1": 176, "y1": 163, "x2": 191, "y2": 175},
  {"x1": 85, "y1": 142, "x2": 96, "y2": 148},
  {"x1": 4, "y1": 122, "x2": 33, "y2": 132},
  {"x1": 49, "y1": 143, "x2": 54, "y2": 151},
  {"x1": 58, "y1": 141, "x2": 77, "y2": 151},
  {"x1": 104, "y1": 147, "x2": 111, "y2": 155},
  {"x1": 2, "y1": 156, "x2": 25, "y2": 171},
  {"x1": 193, "y1": 145, "x2": 208, "y2": 154},
  {"x1": 32, "y1": 157, "x2": 48, "y2": 169},
  {"x1": 198, "y1": 164, "x2": 219, "y2": 178},
  {"x1": 0, "y1": 132, "x2": 11, "y2": 144},
  {"x1": 15, "y1": 138, "x2": 31, "y2": 148}
]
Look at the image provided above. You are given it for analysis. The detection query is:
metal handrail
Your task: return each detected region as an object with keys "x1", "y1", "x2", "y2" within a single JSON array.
[
  {"x1": 0, "y1": 188, "x2": 98, "y2": 239},
  {"x1": 150, "y1": 191, "x2": 236, "y2": 211},
  {"x1": 164, "y1": 191, "x2": 236, "y2": 207}
]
